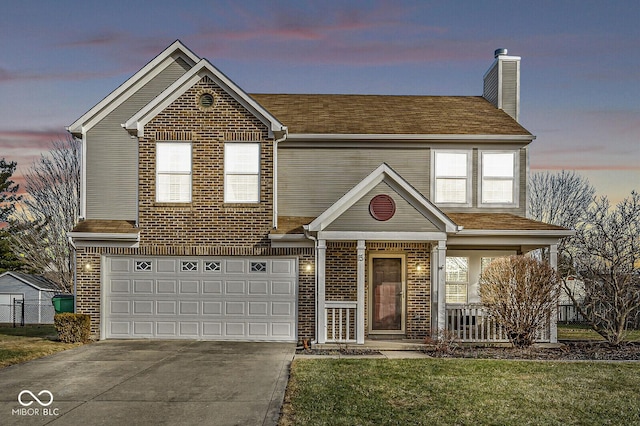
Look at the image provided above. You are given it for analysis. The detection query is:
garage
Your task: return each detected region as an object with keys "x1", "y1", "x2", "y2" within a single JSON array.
[{"x1": 103, "y1": 256, "x2": 297, "y2": 341}]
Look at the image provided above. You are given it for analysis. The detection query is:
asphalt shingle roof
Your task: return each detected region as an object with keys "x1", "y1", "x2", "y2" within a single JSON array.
[{"x1": 250, "y1": 94, "x2": 532, "y2": 136}]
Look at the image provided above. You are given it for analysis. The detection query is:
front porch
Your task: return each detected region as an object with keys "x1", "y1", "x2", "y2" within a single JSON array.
[{"x1": 322, "y1": 302, "x2": 552, "y2": 344}]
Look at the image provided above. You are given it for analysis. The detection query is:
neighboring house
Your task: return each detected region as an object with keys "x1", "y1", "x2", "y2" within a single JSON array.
[
  {"x1": 68, "y1": 41, "x2": 571, "y2": 344},
  {"x1": 0, "y1": 272, "x2": 62, "y2": 324}
]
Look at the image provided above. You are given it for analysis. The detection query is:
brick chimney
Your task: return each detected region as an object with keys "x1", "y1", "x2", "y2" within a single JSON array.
[{"x1": 483, "y1": 48, "x2": 521, "y2": 122}]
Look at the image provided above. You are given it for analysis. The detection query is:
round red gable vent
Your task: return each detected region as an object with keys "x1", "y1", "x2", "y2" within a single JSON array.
[{"x1": 369, "y1": 194, "x2": 396, "y2": 221}]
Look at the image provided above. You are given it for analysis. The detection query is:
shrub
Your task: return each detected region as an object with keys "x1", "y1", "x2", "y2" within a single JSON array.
[
  {"x1": 54, "y1": 313, "x2": 91, "y2": 343},
  {"x1": 479, "y1": 255, "x2": 559, "y2": 348}
]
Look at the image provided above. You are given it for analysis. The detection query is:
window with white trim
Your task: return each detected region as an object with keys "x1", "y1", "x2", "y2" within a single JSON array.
[
  {"x1": 433, "y1": 151, "x2": 471, "y2": 204},
  {"x1": 445, "y1": 257, "x2": 468, "y2": 303},
  {"x1": 224, "y1": 143, "x2": 260, "y2": 203},
  {"x1": 156, "y1": 142, "x2": 192, "y2": 202},
  {"x1": 480, "y1": 151, "x2": 517, "y2": 205}
]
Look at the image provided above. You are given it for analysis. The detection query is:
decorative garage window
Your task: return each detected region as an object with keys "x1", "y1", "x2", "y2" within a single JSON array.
[
  {"x1": 224, "y1": 143, "x2": 260, "y2": 203},
  {"x1": 135, "y1": 261, "x2": 152, "y2": 272},
  {"x1": 181, "y1": 261, "x2": 198, "y2": 272},
  {"x1": 156, "y1": 142, "x2": 192, "y2": 202},
  {"x1": 433, "y1": 150, "x2": 471, "y2": 205},
  {"x1": 480, "y1": 151, "x2": 518, "y2": 206},
  {"x1": 445, "y1": 257, "x2": 468, "y2": 304},
  {"x1": 204, "y1": 261, "x2": 221, "y2": 272},
  {"x1": 250, "y1": 261, "x2": 267, "y2": 273}
]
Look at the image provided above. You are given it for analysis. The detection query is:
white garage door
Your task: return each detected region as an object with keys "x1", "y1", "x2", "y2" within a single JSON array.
[{"x1": 103, "y1": 257, "x2": 297, "y2": 341}]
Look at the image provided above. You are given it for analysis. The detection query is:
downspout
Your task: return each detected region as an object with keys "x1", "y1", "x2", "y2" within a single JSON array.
[
  {"x1": 303, "y1": 225, "x2": 318, "y2": 344},
  {"x1": 272, "y1": 127, "x2": 288, "y2": 229}
]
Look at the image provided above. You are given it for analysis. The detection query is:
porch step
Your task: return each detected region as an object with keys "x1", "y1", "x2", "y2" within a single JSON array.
[{"x1": 314, "y1": 339, "x2": 427, "y2": 351}]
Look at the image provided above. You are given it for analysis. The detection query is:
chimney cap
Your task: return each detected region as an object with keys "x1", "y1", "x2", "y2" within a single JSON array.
[{"x1": 494, "y1": 48, "x2": 508, "y2": 58}]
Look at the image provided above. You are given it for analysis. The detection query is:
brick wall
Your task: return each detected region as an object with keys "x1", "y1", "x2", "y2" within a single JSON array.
[
  {"x1": 75, "y1": 75, "x2": 318, "y2": 341},
  {"x1": 138, "y1": 76, "x2": 273, "y2": 247}
]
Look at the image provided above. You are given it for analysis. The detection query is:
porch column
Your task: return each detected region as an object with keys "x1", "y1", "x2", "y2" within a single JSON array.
[
  {"x1": 549, "y1": 244, "x2": 558, "y2": 343},
  {"x1": 356, "y1": 240, "x2": 366, "y2": 344},
  {"x1": 317, "y1": 239, "x2": 327, "y2": 344},
  {"x1": 435, "y1": 240, "x2": 447, "y2": 333}
]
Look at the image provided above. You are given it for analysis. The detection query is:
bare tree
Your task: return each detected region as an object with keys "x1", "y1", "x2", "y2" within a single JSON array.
[
  {"x1": 564, "y1": 192, "x2": 640, "y2": 345},
  {"x1": 9, "y1": 138, "x2": 81, "y2": 291},
  {"x1": 479, "y1": 255, "x2": 560, "y2": 347},
  {"x1": 529, "y1": 170, "x2": 595, "y2": 249}
]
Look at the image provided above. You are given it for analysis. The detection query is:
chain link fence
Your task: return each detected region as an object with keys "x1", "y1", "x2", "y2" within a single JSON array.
[{"x1": 0, "y1": 299, "x2": 56, "y2": 326}]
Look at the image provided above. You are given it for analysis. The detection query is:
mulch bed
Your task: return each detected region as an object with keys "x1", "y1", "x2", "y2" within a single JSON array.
[{"x1": 297, "y1": 342, "x2": 640, "y2": 361}]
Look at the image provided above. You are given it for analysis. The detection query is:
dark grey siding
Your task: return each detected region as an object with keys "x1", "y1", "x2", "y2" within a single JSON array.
[
  {"x1": 483, "y1": 62, "x2": 498, "y2": 107},
  {"x1": 86, "y1": 58, "x2": 191, "y2": 220},
  {"x1": 326, "y1": 182, "x2": 439, "y2": 232},
  {"x1": 278, "y1": 147, "x2": 430, "y2": 217}
]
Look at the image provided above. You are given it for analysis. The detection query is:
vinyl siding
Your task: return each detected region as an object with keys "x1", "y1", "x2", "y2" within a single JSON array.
[
  {"x1": 483, "y1": 62, "x2": 498, "y2": 107},
  {"x1": 279, "y1": 145, "x2": 526, "y2": 218},
  {"x1": 278, "y1": 147, "x2": 430, "y2": 217},
  {"x1": 85, "y1": 58, "x2": 192, "y2": 220},
  {"x1": 500, "y1": 60, "x2": 518, "y2": 120},
  {"x1": 326, "y1": 182, "x2": 440, "y2": 232}
]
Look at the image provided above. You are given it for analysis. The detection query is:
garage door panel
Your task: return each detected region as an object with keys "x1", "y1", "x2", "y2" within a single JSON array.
[
  {"x1": 225, "y1": 281, "x2": 245, "y2": 294},
  {"x1": 157, "y1": 300, "x2": 177, "y2": 315},
  {"x1": 110, "y1": 300, "x2": 130, "y2": 314},
  {"x1": 157, "y1": 280, "x2": 177, "y2": 293},
  {"x1": 203, "y1": 281, "x2": 222, "y2": 294},
  {"x1": 179, "y1": 280, "x2": 199, "y2": 294},
  {"x1": 248, "y1": 281, "x2": 268, "y2": 295},
  {"x1": 249, "y1": 302, "x2": 268, "y2": 316},
  {"x1": 157, "y1": 259, "x2": 178, "y2": 273},
  {"x1": 133, "y1": 300, "x2": 154, "y2": 314},
  {"x1": 156, "y1": 322, "x2": 177, "y2": 336},
  {"x1": 105, "y1": 257, "x2": 297, "y2": 341},
  {"x1": 132, "y1": 280, "x2": 153, "y2": 294}
]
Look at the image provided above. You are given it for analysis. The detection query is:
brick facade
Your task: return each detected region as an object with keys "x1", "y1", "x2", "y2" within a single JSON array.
[
  {"x1": 75, "y1": 76, "x2": 318, "y2": 341},
  {"x1": 324, "y1": 242, "x2": 432, "y2": 340}
]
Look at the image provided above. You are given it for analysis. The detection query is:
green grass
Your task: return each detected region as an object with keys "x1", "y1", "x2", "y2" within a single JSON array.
[
  {"x1": 557, "y1": 323, "x2": 640, "y2": 341},
  {"x1": 281, "y1": 359, "x2": 640, "y2": 425},
  {"x1": 0, "y1": 324, "x2": 82, "y2": 368}
]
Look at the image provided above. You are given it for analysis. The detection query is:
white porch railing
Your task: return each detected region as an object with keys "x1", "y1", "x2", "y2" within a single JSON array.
[
  {"x1": 445, "y1": 304, "x2": 551, "y2": 343},
  {"x1": 324, "y1": 301, "x2": 357, "y2": 343}
]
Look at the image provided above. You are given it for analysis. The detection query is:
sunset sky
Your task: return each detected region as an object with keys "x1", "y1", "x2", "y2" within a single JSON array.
[{"x1": 1, "y1": 1, "x2": 638, "y2": 204}]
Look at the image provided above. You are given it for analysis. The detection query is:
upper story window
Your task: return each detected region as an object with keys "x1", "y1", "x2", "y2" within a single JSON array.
[
  {"x1": 224, "y1": 142, "x2": 260, "y2": 203},
  {"x1": 156, "y1": 142, "x2": 192, "y2": 203},
  {"x1": 480, "y1": 151, "x2": 518, "y2": 206},
  {"x1": 433, "y1": 150, "x2": 471, "y2": 205}
]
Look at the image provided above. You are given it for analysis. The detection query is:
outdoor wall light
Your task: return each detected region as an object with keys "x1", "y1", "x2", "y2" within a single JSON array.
[
  {"x1": 305, "y1": 263, "x2": 313, "y2": 272},
  {"x1": 416, "y1": 265, "x2": 422, "y2": 271},
  {"x1": 84, "y1": 263, "x2": 92, "y2": 271}
]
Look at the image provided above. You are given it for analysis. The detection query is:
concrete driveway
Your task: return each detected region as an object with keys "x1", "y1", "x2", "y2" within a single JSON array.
[{"x1": 0, "y1": 340, "x2": 295, "y2": 426}]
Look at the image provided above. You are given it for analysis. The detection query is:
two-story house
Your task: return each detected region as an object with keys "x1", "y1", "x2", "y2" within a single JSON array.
[{"x1": 68, "y1": 41, "x2": 570, "y2": 344}]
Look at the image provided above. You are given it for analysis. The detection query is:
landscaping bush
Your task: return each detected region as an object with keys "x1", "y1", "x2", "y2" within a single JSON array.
[
  {"x1": 54, "y1": 313, "x2": 91, "y2": 343},
  {"x1": 479, "y1": 255, "x2": 559, "y2": 347}
]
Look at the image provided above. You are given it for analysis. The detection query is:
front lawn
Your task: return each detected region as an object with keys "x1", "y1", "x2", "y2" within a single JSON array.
[
  {"x1": 281, "y1": 358, "x2": 640, "y2": 425},
  {"x1": 0, "y1": 325, "x2": 82, "y2": 368}
]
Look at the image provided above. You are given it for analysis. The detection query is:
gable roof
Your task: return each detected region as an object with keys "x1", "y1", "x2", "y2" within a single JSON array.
[
  {"x1": 124, "y1": 59, "x2": 286, "y2": 138},
  {"x1": 67, "y1": 40, "x2": 200, "y2": 136},
  {"x1": 0, "y1": 271, "x2": 62, "y2": 292},
  {"x1": 306, "y1": 163, "x2": 459, "y2": 234},
  {"x1": 251, "y1": 94, "x2": 532, "y2": 137}
]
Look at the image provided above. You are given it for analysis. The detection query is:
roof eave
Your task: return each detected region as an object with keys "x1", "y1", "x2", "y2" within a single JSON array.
[{"x1": 284, "y1": 133, "x2": 535, "y2": 142}]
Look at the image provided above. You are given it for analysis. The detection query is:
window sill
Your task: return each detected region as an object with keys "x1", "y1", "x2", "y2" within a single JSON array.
[{"x1": 153, "y1": 202, "x2": 192, "y2": 208}]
